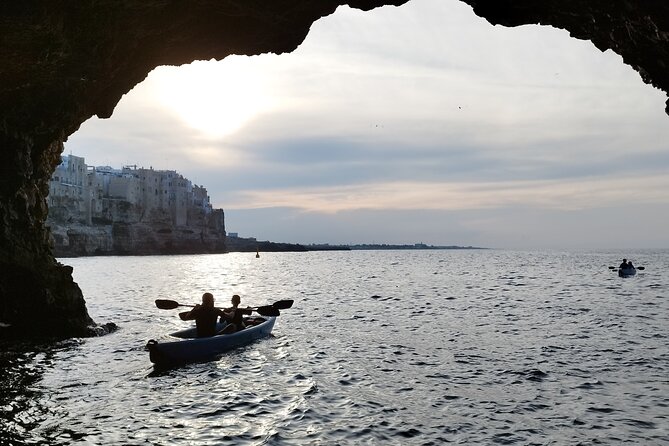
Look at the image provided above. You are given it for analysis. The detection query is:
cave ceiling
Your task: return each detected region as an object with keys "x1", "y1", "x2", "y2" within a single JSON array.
[{"x1": 1, "y1": 0, "x2": 668, "y2": 145}]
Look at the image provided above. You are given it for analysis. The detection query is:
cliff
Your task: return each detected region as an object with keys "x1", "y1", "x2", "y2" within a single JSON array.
[
  {"x1": 1, "y1": 1, "x2": 668, "y2": 339},
  {"x1": 49, "y1": 211, "x2": 226, "y2": 257},
  {"x1": 45, "y1": 155, "x2": 227, "y2": 256}
]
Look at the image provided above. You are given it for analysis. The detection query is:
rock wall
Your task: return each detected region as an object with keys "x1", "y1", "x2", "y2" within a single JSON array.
[
  {"x1": 1, "y1": 1, "x2": 667, "y2": 338},
  {"x1": 49, "y1": 209, "x2": 226, "y2": 257}
]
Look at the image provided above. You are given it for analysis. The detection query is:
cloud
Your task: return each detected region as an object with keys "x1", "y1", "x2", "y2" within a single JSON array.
[{"x1": 221, "y1": 173, "x2": 669, "y2": 214}]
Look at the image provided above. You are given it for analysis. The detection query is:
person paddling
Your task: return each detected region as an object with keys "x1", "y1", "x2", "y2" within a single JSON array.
[
  {"x1": 619, "y1": 258, "x2": 629, "y2": 269},
  {"x1": 218, "y1": 294, "x2": 251, "y2": 334},
  {"x1": 181, "y1": 292, "x2": 225, "y2": 338}
]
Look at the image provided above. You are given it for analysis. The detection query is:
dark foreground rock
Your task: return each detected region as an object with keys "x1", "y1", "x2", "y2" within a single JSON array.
[{"x1": 0, "y1": 263, "x2": 118, "y2": 340}]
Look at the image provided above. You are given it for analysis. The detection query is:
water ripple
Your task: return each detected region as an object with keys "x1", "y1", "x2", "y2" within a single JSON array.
[{"x1": 1, "y1": 249, "x2": 668, "y2": 444}]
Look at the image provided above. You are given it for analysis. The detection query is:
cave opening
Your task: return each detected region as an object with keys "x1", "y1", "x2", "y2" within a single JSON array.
[
  {"x1": 64, "y1": 0, "x2": 668, "y2": 254},
  {"x1": 1, "y1": 0, "x2": 668, "y2": 339}
]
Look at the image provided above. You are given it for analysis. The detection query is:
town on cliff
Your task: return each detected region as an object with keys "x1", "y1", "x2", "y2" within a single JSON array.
[{"x1": 47, "y1": 154, "x2": 482, "y2": 257}]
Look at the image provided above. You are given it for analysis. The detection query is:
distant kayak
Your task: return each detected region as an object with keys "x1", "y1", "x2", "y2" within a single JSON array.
[
  {"x1": 147, "y1": 316, "x2": 276, "y2": 366},
  {"x1": 618, "y1": 267, "x2": 637, "y2": 277}
]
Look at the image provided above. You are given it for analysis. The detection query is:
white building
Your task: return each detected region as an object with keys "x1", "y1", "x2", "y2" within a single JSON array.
[{"x1": 48, "y1": 154, "x2": 218, "y2": 227}]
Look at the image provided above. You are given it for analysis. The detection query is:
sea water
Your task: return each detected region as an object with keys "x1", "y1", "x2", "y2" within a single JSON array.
[{"x1": 1, "y1": 249, "x2": 668, "y2": 445}]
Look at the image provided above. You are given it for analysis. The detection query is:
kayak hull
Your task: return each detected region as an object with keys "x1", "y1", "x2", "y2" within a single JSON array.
[
  {"x1": 147, "y1": 316, "x2": 276, "y2": 366},
  {"x1": 618, "y1": 267, "x2": 637, "y2": 277}
]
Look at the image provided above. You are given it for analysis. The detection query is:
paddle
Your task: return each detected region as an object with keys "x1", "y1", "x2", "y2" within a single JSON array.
[
  {"x1": 254, "y1": 306, "x2": 281, "y2": 317},
  {"x1": 177, "y1": 306, "x2": 280, "y2": 319},
  {"x1": 155, "y1": 299, "x2": 292, "y2": 316},
  {"x1": 608, "y1": 266, "x2": 645, "y2": 271}
]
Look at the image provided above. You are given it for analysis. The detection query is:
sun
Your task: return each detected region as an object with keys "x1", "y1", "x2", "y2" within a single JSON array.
[{"x1": 148, "y1": 57, "x2": 275, "y2": 138}]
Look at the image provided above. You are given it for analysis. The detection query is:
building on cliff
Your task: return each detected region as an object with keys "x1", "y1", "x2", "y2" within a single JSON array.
[{"x1": 47, "y1": 154, "x2": 226, "y2": 256}]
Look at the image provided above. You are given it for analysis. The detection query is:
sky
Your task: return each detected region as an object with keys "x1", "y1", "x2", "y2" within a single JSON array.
[{"x1": 65, "y1": 0, "x2": 669, "y2": 250}]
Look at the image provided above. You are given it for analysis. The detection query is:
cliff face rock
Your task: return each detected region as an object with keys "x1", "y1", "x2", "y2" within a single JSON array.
[
  {"x1": 1, "y1": 1, "x2": 668, "y2": 338},
  {"x1": 49, "y1": 210, "x2": 226, "y2": 257}
]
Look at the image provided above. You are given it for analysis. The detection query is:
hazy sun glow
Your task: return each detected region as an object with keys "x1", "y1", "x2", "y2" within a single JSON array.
[{"x1": 147, "y1": 57, "x2": 276, "y2": 138}]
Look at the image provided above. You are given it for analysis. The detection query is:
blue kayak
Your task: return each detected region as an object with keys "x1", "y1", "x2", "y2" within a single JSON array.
[
  {"x1": 618, "y1": 267, "x2": 637, "y2": 277},
  {"x1": 147, "y1": 316, "x2": 276, "y2": 366}
]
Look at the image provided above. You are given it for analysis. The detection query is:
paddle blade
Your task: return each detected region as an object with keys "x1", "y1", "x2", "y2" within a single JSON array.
[
  {"x1": 273, "y1": 299, "x2": 294, "y2": 310},
  {"x1": 155, "y1": 299, "x2": 180, "y2": 310},
  {"x1": 256, "y1": 306, "x2": 280, "y2": 317},
  {"x1": 608, "y1": 266, "x2": 616, "y2": 270},
  {"x1": 637, "y1": 266, "x2": 645, "y2": 270}
]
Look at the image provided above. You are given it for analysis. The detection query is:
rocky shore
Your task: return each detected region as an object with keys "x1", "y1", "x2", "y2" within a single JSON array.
[{"x1": 48, "y1": 223, "x2": 313, "y2": 257}]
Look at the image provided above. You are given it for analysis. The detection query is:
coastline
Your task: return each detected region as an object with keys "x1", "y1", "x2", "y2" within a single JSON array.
[{"x1": 54, "y1": 237, "x2": 485, "y2": 258}]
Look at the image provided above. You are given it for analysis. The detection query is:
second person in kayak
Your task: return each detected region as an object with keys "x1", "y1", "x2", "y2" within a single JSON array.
[{"x1": 219, "y1": 294, "x2": 251, "y2": 334}]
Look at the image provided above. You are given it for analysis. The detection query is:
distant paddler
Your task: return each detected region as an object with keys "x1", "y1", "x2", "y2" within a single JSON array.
[{"x1": 608, "y1": 259, "x2": 645, "y2": 276}]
